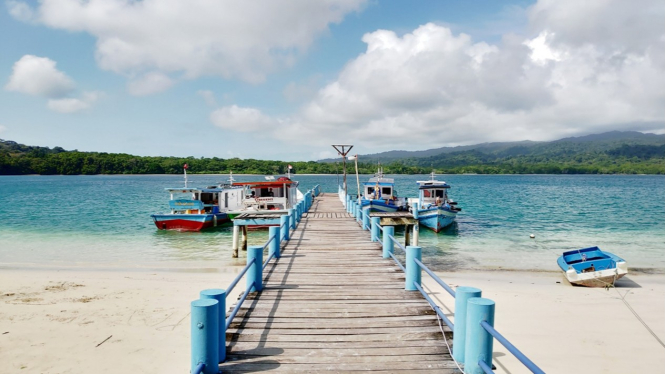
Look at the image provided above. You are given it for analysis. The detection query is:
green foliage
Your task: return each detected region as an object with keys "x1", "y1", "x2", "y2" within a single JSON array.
[{"x1": 1, "y1": 136, "x2": 664, "y2": 175}]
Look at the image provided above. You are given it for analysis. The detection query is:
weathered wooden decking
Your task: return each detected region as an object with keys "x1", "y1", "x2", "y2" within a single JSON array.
[{"x1": 221, "y1": 194, "x2": 456, "y2": 373}]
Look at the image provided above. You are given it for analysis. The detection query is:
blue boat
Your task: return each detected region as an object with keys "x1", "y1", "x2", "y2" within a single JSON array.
[
  {"x1": 410, "y1": 173, "x2": 461, "y2": 232},
  {"x1": 557, "y1": 246, "x2": 628, "y2": 287},
  {"x1": 360, "y1": 168, "x2": 408, "y2": 213}
]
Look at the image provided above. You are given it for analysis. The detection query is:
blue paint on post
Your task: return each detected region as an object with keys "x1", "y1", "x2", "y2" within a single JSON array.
[
  {"x1": 405, "y1": 246, "x2": 422, "y2": 291},
  {"x1": 382, "y1": 226, "x2": 394, "y2": 259},
  {"x1": 281, "y1": 215, "x2": 290, "y2": 241},
  {"x1": 296, "y1": 202, "x2": 302, "y2": 223},
  {"x1": 452, "y1": 286, "x2": 482, "y2": 363},
  {"x1": 412, "y1": 202, "x2": 419, "y2": 220},
  {"x1": 269, "y1": 226, "x2": 280, "y2": 259},
  {"x1": 199, "y1": 289, "x2": 226, "y2": 362},
  {"x1": 362, "y1": 207, "x2": 370, "y2": 230},
  {"x1": 346, "y1": 195, "x2": 351, "y2": 212},
  {"x1": 371, "y1": 217, "x2": 380, "y2": 242},
  {"x1": 290, "y1": 208, "x2": 296, "y2": 230},
  {"x1": 247, "y1": 246, "x2": 263, "y2": 292},
  {"x1": 191, "y1": 299, "x2": 219, "y2": 374},
  {"x1": 356, "y1": 203, "x2": 362, "y2": 223},
  {"x1": 464, "y1": 298, "x2": 496, "y2": 374}
]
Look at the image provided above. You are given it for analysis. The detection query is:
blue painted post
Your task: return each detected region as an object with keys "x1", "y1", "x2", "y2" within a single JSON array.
[
  {"x1": 405, "y1": 245, "x2": 422, "y2": 291},
  {"x1": 348, "y1": 196, "x2": 352, "y2": 214},
  {"x1": 199, "y1": 289, "x2": 226, "y2": 362},
  {"x1": 281, "y1": 215, "x2": 290, "y2": 241},
  {"x1": 356, "y1": 203, "x2": 362, "y2": 223},
  {"x1": 191, "y1": 299, "x2": 219, "y2": 374},
  {"x1": 247, "y1": 246, "x2": 263, "y2": 292},
  {"x1": 452, "y1": 287, "x2": 483, "y2": 363},
  {"x1": 289, "y1": 208, "x2": 296, "y2": 230},
  {"x1": 371, "y1": 217, "x2": 380, "y2": 242},
  {"x1": 345, "y1": 194, "x2": 350, "y2": 212},
  {"x1": 412, "y1": 202, "x2": 419, "y2": 219},
  {"x1": 362, "y1": 207, "x2": 370, "y2": 230},
  {"x1": 296, "y1": 202, "x2": 302, "y2": 223},
  {"x1": 464, "y1": 298, "x2": 496, "y2": 374},
  {"x1": 382, "y1": 226, "x2": 394, "y2": 259},
  {"x1": 269, "y1": 226, "x2": 280, "y2": 259}
]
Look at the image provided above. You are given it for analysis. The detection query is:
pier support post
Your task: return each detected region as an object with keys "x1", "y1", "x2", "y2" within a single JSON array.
[
  {"x1": 464, "y1": 298, "x2": 495, "y2": 374},
  {"x1": 232, "y1": 225, "x2": 240, "y2": 258},
  {"x1": 412, "y1": 202, "x2": 419, "y2": 246},
  {"x1": 290, "y1": 208, "x2": 296, "y2": 230},
  {"x1": 405, "y1": 245, "x2": 422, "y2": 291},
  {"x1": 269, "y1": 226, "x2": 281, "y2": 259},
  {"x1": 405, "y1": 226, "x2": 410, "y2": 246},
  {"x1": 191, "y1": 299, "x2": 219, "y2": 374},
  {"x1": 247, "y1": 246, "x2": 263, "y2": 292},
  {"x1": 452, "y1": 287, "x2": 483, "y2": 363},
  {"x1": 362, "y1": 207, "x2": 370, "y2": 230},
  {"x1": 241, "y1": 226, "x2": 248, "y2": 252},
  {"x1": 382, "y1": 226, "x2": 394, "y2": 259},
  {"x1": 199, "y1": 289, "x2": 226, "y2": 362},
  {"x1": 281, "y1": 214, "x2": 290, "y2": 241},
  {"x1": 371, "y1": 217, "x2": 380, "y2": 242}
]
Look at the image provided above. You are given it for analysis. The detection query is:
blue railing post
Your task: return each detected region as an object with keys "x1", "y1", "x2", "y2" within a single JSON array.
[
  {"x1": 371, "y1": 217, "x2": 380, "y2": 242},
  {"x1": 405, "y1": 245, "x2": 422, "y2": 291},
  {"x1": 269, "y1": 226, "x2": 281, "y2": 259},
  {"x1": 382, "y1": 226, "x2": 394, "y2": 258},
  {"x1": 452, "y1": 286, "x2": 482, "y2": 363},
  {"x1": 290, "y1": 208, "x2": 296, "y2": 230},
  {"x1": 464, "y1": 298, "x2": 496, "y2": 374},
  {"x1": 191, "y1": 299, "x2": 219, "y2": 374},
  {"x1": 296, "y1": 202, "x2": 302, "y2": 223},
  {"x1": 412, "y1": 202, "x2": 419, "y2": 219},
  {"x1": 281, "y1": 214, "x2": 290, "y2": 241},
  {"x1": 247, "y1": 246, "x2": 263, "y2": 292},
  {"x1": 362, "y1": 207, "x2": 370, "y2": 230},
  {"x1": 346, "y1": 195, "x2": 351, "y2": 212},
  {"x1": 356, "y1": 202, "x2": 362, "y2": 223},
  {"x1": 199, "y1": 289, "x2": 226, "y2": 363}
]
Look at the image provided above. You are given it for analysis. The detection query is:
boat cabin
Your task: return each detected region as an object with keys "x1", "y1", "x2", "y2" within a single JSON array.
[
  {"x1": 233, "y1": 177, "x2": 299, "y2": 210},
  {"x1": 363, "y1": 177, "x2": 396, "y2": 201},
  {"x1": 165, "y1": 185, "x2": 244, "y2": 214},
  {"x1": 417, "y1": 180, "x2": 451, "y2": 207}
]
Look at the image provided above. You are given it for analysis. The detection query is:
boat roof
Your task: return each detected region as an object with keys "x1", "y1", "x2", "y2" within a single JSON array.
[
  {"x1": 363, "y1": 182, "x2": 394, "y2": 187},
  {"x1": 233, "y1": 180, "x2": 297, "y2": 188},
  {"x1": 417, "y1": 181, "x2": 450, "y2": 189},
  {"x1": 164, "y1": 185, "x2": 242, "y2": 193},
  {"x1": 367, "y1": 176, "x2": 394, "y2": 183}
]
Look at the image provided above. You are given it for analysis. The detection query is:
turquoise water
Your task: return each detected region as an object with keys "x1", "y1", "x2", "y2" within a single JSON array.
[{"x1": 1, "y1": 174, "x2": 663, "y2": 272}]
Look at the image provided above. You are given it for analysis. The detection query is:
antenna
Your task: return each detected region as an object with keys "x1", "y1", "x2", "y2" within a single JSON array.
[{"x1": 332, "y1": 145, "x2": 353, "y2": 198}]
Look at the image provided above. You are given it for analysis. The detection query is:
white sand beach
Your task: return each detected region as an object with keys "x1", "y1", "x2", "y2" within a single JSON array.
[{"x1": 1, "y1": 267, "x2": 663, "y2": 374}]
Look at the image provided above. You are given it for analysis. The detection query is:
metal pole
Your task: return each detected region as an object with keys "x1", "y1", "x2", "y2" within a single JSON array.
[
  {"x1": 464, "y1": 298, "x2": 496, "y2": 374},
  {"x1": 190, "y1": 299, "x2": 219, "y2": 374},
  {"x1": 383, "y1": 226, "x2": 394, "y2": 259},
  {"x1": 232, "y1": 225, "x2": 239, "y2": 258},
  {"x1": 452, "y1": 286, "x2": 482, "y2": 363},
  {"x1": 405, "y1": 245, "x2": 422, "y2": 291},
  {"x1": 199, "y1": 289, "x2": 226, "y2": 362},
  {"x1": 247, "y1": 246, "x2": 263, "y2": 292},
  {"x1": 355, "y1": 155, "x2": 360, "y2": 199}
]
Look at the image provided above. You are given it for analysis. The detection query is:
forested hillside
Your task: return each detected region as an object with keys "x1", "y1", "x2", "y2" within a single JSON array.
[{"x1": 1, "y1": 131, "x2": 664, "y2": 175}]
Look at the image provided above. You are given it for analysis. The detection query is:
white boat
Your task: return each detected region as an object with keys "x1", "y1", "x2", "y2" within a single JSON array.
[{"x1": 557, "y1": 246, "x2": 628, "y2": 287}]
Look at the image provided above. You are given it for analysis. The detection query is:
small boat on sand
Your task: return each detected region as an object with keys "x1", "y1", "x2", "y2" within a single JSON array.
[{"x1": 557, "y1": 246, "x2": 628, "y2": 287}]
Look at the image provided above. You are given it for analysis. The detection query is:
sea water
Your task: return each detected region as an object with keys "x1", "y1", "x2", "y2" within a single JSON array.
[{"x1": 0, "y1": 174, "x2": 663, "y2": 273}]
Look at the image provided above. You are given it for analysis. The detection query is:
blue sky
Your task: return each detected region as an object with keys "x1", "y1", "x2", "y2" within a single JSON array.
[{"x1": 1, "y1": 0, "x2": 663, "y2": 161}]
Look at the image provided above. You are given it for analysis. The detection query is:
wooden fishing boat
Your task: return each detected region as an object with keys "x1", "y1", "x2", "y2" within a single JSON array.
[
  {"x1": 409, "y1": 173, "x2": 461, "y2": 232},
  {"x1": 557, "y1": 246, "x2": 628, "y2": 287},
  {"x1": 360, "y1": 168, "x2": 407, "y2": 213}
]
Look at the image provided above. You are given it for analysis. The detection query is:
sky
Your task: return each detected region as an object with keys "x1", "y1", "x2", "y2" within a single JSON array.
[{"x1": 0, "y1": 0, "x2": 663, "y2": 161}]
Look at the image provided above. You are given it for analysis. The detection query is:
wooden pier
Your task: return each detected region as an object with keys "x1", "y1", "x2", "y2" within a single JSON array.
[{"x1": 221, "y1": 194, "x2": 456, "y2": 372}]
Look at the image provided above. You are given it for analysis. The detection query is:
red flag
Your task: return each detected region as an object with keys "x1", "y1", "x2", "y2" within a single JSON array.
[{"x1": 183, "y1": 163, "x2": 189, "y2": 170}]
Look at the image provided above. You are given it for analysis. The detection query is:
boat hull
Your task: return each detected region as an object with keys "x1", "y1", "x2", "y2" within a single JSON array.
[
  {"x1": 417, "y1": 207, "x2": 457, "y2": 232},
  {"x1": 557, "y1": 247, "x2": 628, "y2": 287},
  {"x1": 360, "y1": 199, "x2": 403, "y2": 213},
  {"x1": 151, "y1": 213, "x2": 230, "y2": 231}
]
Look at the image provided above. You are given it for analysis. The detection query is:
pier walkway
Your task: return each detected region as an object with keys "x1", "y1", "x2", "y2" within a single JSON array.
[{"x1": 220, "y1": 194, "x2": 456, "y2": 372}]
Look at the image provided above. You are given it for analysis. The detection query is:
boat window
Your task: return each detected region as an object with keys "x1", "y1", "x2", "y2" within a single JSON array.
[
  {"x1": 367, "y1": 187, "x2": 375, "y2": 195},
  {"x1": 382, "y1": 187, "x2": 391, "y2": 195},
  {"x1": 423, "y1": 190, "x2": 431, "y2": 198},
  {"x1": 224, "y1": 193, "x2": 228, "y2": 208},
  {"x1": 435, "y1": 190, "x2": 445, "y2": 198}
]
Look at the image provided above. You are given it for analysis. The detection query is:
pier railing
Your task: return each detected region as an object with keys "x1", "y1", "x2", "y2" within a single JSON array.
[
  {"x1": 190, "y1": 186, "x2": 318, "y2": 374},
  {"x1": 338, "y1": 188, "x2": 543, "y2": 374}
]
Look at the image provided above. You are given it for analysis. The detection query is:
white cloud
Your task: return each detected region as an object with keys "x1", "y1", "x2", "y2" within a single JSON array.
[
  {"x1": 0, "y1": 125, "x2": 6, "y2": 134},
  {"x1": 11, "y1": 0, "x2": 367, "y2": 86},
  {"x1": 127, "y1": 72, "x2": 173, "y2": 96},
  {"x1": 47, "y1": 91, "x2": 102, "y2": 113},
  {"x1": 210, "y1": 105, "x2": 277, "y2": 133},
  {"x1": 5, "y1": 55, "x2": 75, "y2": 98},
  {"x1": 212, "y1": 0, "x2": 664, "y2": 151},
  {"x1": 197, "y1": 90, "x2": 217, "y2": 107}
]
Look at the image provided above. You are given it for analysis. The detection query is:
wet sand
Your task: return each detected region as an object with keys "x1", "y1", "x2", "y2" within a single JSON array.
[{"x1": 1, "y1": 267, "x2": 664, "y2": 373}]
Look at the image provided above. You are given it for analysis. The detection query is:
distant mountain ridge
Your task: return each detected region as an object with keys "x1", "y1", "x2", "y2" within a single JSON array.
[{"x1": 319, "y1": 131, "x2": 665, "y2": 163}]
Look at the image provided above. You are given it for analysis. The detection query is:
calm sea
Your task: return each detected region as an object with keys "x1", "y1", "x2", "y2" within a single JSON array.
[{"x1": 1, "y1": 174, "x2": 663, "y2": 273}]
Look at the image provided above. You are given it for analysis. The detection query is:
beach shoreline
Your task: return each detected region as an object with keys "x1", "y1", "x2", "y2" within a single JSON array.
[{"x1": 1, "y1": 266, "x2": 663, "y2": 373}]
